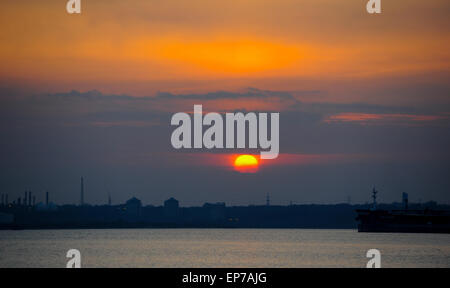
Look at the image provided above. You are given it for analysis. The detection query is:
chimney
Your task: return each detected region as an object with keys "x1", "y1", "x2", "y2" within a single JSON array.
[
  {"x1": 402, "y1": 192, "x2": 408, "y2": 210},
  {"x1": 24, "y1": 191, "x2": 27, "y2": 206},
  {"x1": 28, "y1": 191, "x2": 32, "y2": 207},
  {"x1": 80, "y1": 177, "x2": 84, "y2": 206},
  {"x1": 46, "y1": 191, "x2": 49, "y2": 206}
]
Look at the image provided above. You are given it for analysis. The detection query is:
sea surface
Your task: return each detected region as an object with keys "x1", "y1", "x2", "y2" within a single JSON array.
[{"x1": 0, "y1": 229, "x2": 449, "y2": 268}]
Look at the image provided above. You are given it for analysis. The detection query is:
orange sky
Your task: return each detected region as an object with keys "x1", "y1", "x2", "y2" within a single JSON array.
[{"x1": 1, "y1": 0, "x2": 449, "y2": 99}]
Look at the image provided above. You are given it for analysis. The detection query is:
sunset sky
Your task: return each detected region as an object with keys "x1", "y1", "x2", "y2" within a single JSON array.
[{"x1": 0, "y1": 0, "x2": 449, "y2": 205}]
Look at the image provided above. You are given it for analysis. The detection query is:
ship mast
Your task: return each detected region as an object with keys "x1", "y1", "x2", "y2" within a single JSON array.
[{"x1": 371, "y1": 187, "x2": 378, "y2": 210}]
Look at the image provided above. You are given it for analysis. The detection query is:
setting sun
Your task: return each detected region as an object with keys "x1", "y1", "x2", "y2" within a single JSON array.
[
  {"x1": 233, "y1": 154, "x2": 259, "y2": 173},
  {"x1": 158, "y1": 39, "x2": 300, "y2": 75}
]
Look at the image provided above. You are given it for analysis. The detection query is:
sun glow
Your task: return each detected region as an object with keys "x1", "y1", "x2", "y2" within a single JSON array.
[
  {"x1": 158, "y1": 39, "x2": 300, "y2": 74},
  {"x1": 233, "y1": 154, "x2": 259, "y2": 173}
]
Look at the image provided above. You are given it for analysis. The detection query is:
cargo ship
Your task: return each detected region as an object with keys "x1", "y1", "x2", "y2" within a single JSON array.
[{"x1": 356, "y1": 189, "x2": 450, "y2": 233}]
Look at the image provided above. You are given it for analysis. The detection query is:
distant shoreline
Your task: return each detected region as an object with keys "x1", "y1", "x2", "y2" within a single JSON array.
[
  {"x1": 2, "y1": 201, "x2": 448, "y2": 232},
  {"x1": 0, "y1": 224, "x2": 357, "y2": 231}
]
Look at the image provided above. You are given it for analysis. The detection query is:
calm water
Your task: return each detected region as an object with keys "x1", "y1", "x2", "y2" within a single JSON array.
[{"x1": 0, "y1": 229, "x2": 449, "y2": 268}]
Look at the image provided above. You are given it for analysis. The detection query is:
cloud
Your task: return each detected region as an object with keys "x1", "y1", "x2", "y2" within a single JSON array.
[
  {"x1": 3, "y1": 88, "x2": 448, "y2": 130},
  {"x1": 89, "y1": 120, "x2": 162, "y2": 128},
  {"x1": 323, "y1": 113, "x2": 450, "y2": 126},
  {"x1": 154, "y1": 88, "x2": 303, "y2": 112},
  {"x1": 156, "y1": 88, "x2": 296, "y2": 101}
]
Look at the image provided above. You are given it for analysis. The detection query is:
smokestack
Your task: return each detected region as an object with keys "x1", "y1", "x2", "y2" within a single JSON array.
[
  {"x1": 402, "y1": 192, "x2": 409, "y2": 210},
  {"x1": 24, "y1": 191, "x2": 27, "y2": 206},
  {"x1": 5, "y1": 194, "x2": 8, "y2": 205},
  {"x1": 28, "y1": 191, "x2": 32, "y2": 207},
  {"x1": 46, "y1": 191, "x2": 49, "y2": 206},
  {"x1": 80, "y1": 177, "x2": 84, "y2": 206}
]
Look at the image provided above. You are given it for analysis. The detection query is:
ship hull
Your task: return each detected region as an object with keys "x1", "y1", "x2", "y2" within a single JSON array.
[{"x1": 356, "y1": 209, "x2": 450, "y2": 234}]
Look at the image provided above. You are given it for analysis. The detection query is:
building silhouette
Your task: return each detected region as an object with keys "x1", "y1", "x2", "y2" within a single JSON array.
[
  {"x1": 164, "y1": 197, "x2": 179, "y2": 219},
  {"x1": 125, "y1": 197, "x2": 142, "y2": 218}
]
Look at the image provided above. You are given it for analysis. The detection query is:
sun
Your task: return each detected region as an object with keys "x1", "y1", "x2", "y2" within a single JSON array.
[
  {"x1": 234, "y1": 155, "x2": 259, "y2": 167},
  {"x1": 233, "y1": 154, "x2": 259, "y2": 173}
]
